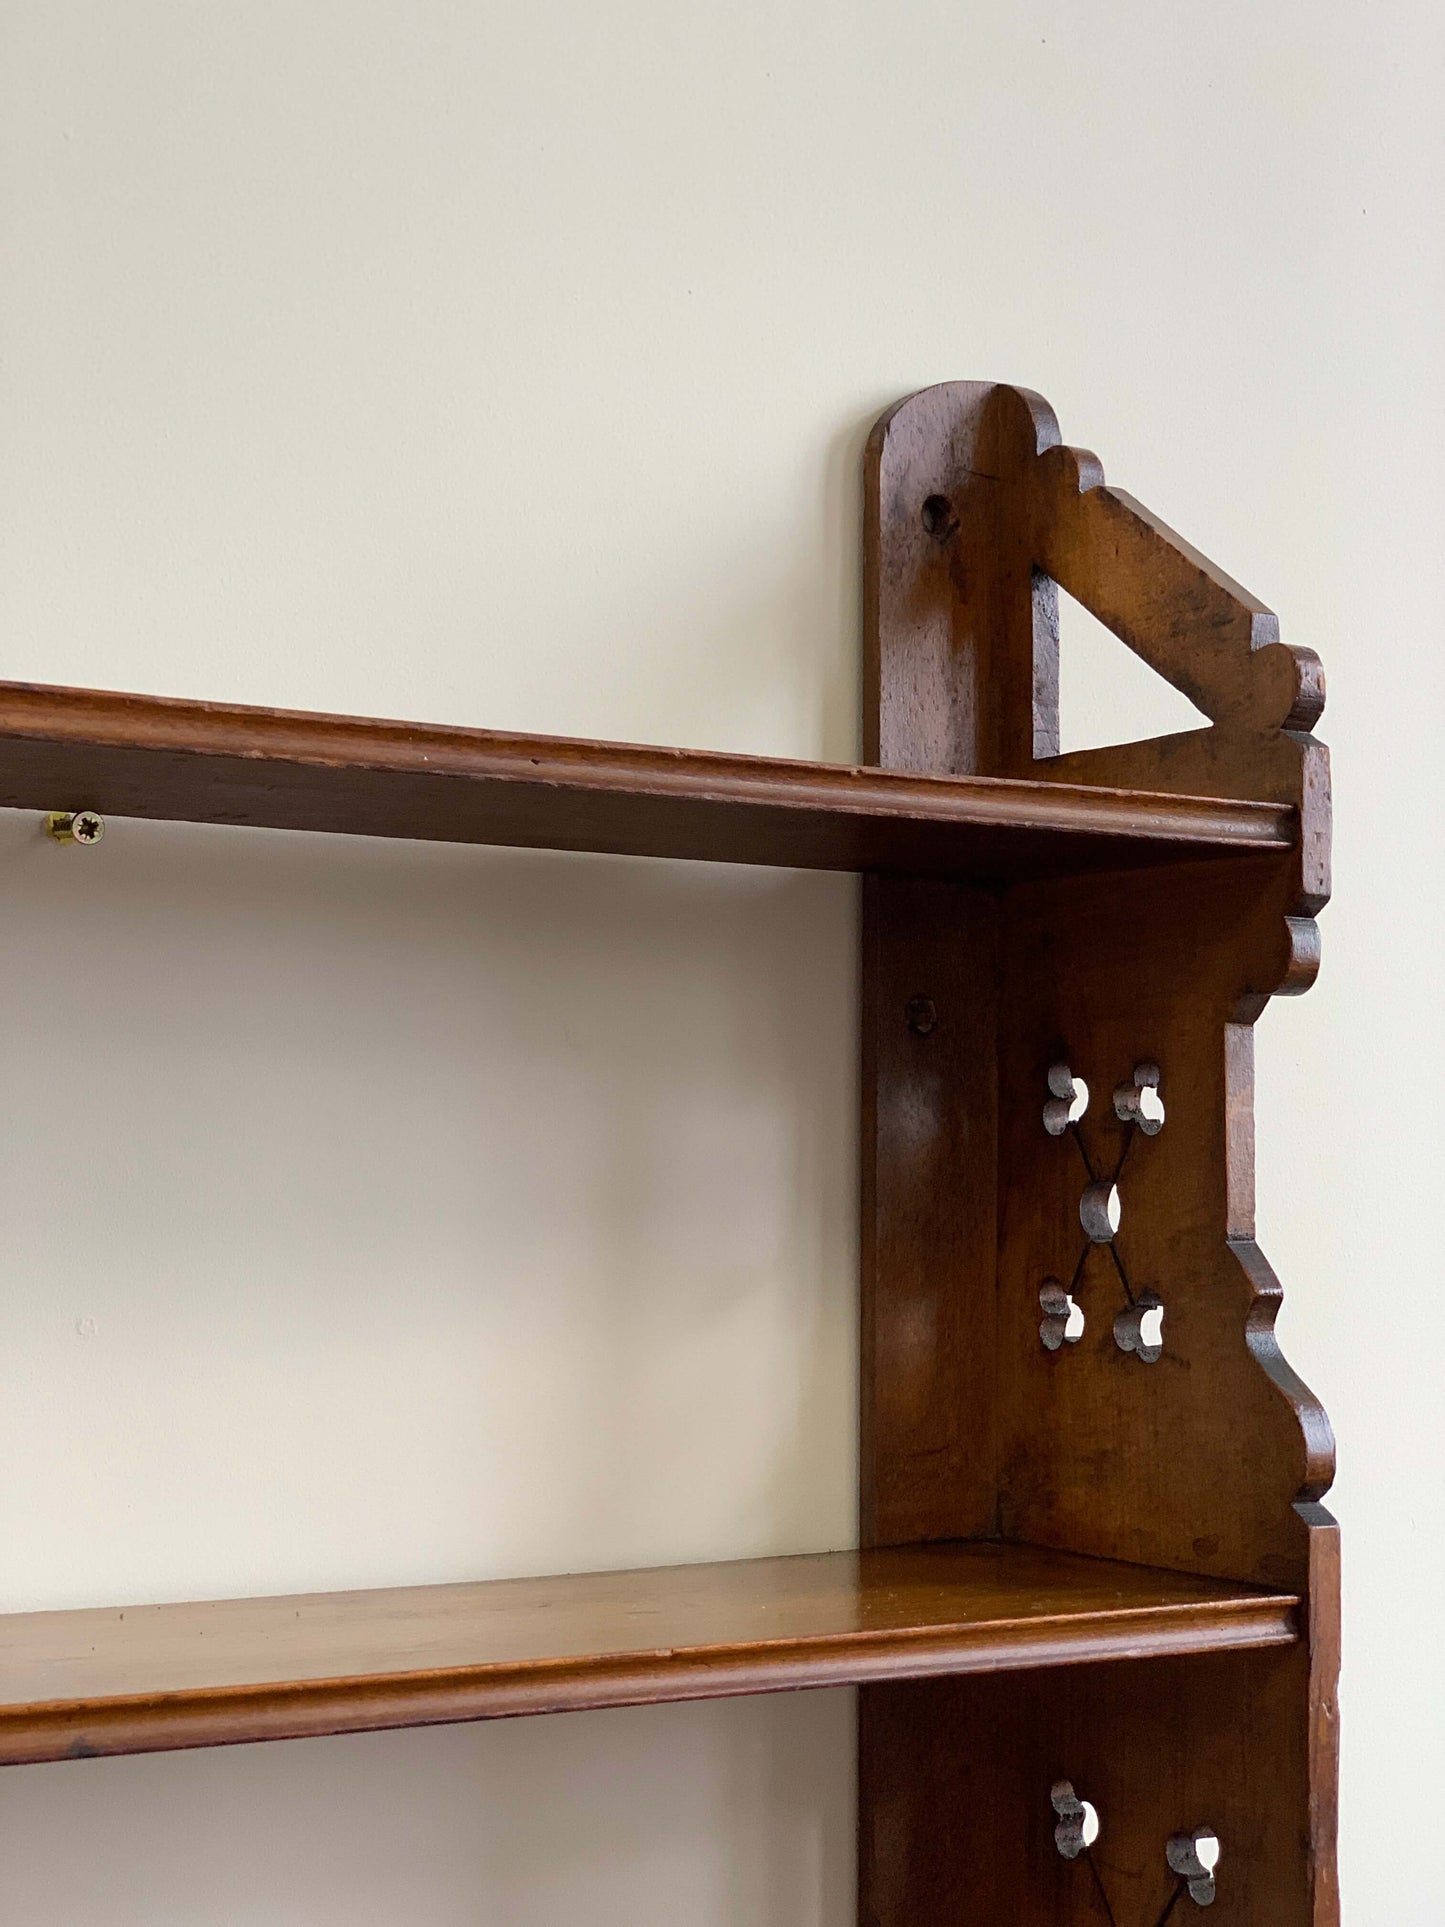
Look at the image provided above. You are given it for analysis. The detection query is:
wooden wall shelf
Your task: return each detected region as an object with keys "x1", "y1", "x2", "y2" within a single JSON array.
[
  {"x1": 0, "y1": 680, "x2": 1291, "y2": 880},
  {"x1": 1, "y1": 380, "x2": 1338, "y2": 1924},
  {"x1": 0, "y1": 1544, "x2": 1298, "y2": 1765}
]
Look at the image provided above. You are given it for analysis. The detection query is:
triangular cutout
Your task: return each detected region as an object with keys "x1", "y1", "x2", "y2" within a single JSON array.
[{"x1": 1054, "y1": 582, "x2": 1206, "y2": 755}]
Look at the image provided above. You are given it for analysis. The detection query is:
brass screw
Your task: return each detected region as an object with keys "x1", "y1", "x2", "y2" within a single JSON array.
[{"x1": 45, "y1": 810, "x2": 105, "y2": 846}]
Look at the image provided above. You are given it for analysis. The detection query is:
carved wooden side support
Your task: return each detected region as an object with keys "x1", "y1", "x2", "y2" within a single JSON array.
[
  {"x1": 860, "y1": 383, "x2": 1337, "y2": 1924},
  {"x1": 861, "y1": 1599, "x2": 1339, "y2": 1926}
]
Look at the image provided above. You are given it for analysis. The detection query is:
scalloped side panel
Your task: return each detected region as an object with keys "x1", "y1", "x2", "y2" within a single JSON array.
[
  {"x1": 995, "y1": 856, "x2": 1333, "y2": 1590},
  {"x1": 861, "y1": 382, "x2": 1338, "y2": 1926}
]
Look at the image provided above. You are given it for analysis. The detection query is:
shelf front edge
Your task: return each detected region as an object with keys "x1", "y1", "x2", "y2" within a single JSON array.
[
  {"x1": 0, "y1": 680, "x2": 1292, "y2": 879},
  {"x1": 2, "y1": 1597, "x2": 1298, "y2": 1765}
]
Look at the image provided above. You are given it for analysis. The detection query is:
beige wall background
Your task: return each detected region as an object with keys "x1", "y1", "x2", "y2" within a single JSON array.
[{"x1": 0, "y1": 2, "x2": 1440, "y2": 1919}]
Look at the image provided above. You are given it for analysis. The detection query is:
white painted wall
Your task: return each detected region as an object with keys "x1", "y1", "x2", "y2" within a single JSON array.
[{"x1": 0, "y1": 2, "x2": 1439, "y2": 1919}]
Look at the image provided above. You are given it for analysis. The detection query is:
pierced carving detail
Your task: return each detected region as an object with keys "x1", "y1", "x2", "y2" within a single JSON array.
[
  {"x1": 1114, "y1": 1061, "x2": 1165, "y2": 1134},
  {"x1": 1039, "y1": 1060, "x2": 1165, "y2": 1363},
  {"x1": 1114, "y1": 1290, "x2": 1165, "y2": 1364},
  {"x1": 1039, "y1": 1278, "x2": 1084, "y2": 1350},
  {"x1": 1043, "y1": 1061, "x2": 1089, "y2": 1136},
  {"x1": 1050, "y1": 1784, "x2": 1221, "y2": 1919},
  {"x1": 1080, "y1": 1180, "x2": 1122, "y2": 1243},
  {"x1": 1050, "y1": 1778, "x2": 1095, "y2": 1859},
  {"x1": 1167, "y1": 1829, "x2": 1220, "y2": 1907}
]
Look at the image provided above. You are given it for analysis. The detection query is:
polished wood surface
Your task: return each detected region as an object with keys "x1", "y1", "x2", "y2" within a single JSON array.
[
  {"x1": 862, "y1": 1633, "x2": 1333, "y2": 1925},
  {"x1": 0, "y1": 1543, "x2": 1296, "y2": 1764},
  {"x1": 859, "y1": 383, "x2": 1337, "y2": 1924},
  {"x1": 860, "y1": 875, "x2": 1000, "y2": 1546},
  {"x1": 0, "y1": 678, "x2": 1290, "y2": 880}
]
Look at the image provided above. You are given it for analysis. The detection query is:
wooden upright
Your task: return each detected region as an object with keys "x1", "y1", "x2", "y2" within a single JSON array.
[{"x1": 860, "y1": 382, "x2": 1336, "y2": 1924}]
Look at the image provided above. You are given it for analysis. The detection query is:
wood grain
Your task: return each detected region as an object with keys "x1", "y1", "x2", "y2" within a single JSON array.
[
  {"x1": 993, "y1": 856, "x2": 1333, "y2": 1591},
  {"x1": 860, "y1": 876, "x2": 1000, "y2": 1545},
  {"x1": 0, "y1": 1544, "x2": 1297, "y2": 1765},
  {"x1": 0, "y1": 678, "x2": 1290, "y2": 881},
  {"x1": 858, "y1": 382, "x2": 1337, "y2": 1925},
  {"x1": 861, "y1": 1630, "x2": 1333, "y2": 1925}
]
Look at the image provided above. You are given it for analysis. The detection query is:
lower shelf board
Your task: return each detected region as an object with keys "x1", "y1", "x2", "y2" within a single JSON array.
[{"x1": 1, "y1": 1541, "x2": 1298, "y2": 1764}]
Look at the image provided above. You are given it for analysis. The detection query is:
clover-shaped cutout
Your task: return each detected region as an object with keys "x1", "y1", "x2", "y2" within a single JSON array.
[
  {"x1": 1039, "y1": 1277, "x2": 1085, "y2": 1351},
  {"x1": 1050, "y1": 1780, "x2": 1098, "y2": 1860},
  {"x1": 1167, "y1": 1827, "x2": 1220, "y2": 1906},
  {"x1": 1113, "y1": 1289, "x2": 1164, "y2": 1364},
  {"x1": 1114, "y1": 1061, "x2": 1165, "y2": 1135},
  {"x1": 1043, "y1": 1062, "x2": 1089, "y2": 1137}
]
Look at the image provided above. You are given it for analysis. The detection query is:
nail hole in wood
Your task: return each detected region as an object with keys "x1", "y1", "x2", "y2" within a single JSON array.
[
  {"x1": 920, "y1": 493, "x2": 958, "y2": 542},
  {"x1": 906, "y1": 995, "x2": 937, "y2": 1035}
]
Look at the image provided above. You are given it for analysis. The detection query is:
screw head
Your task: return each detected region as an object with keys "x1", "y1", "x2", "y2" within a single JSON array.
[{"x1": 45, "y1": 809, "x2": 105, "y2": 845}]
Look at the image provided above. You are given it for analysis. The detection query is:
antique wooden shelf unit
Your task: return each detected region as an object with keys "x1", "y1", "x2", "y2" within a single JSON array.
[{"x1": 0, "y1": 383, "x2": 1337, "y2": 1924}]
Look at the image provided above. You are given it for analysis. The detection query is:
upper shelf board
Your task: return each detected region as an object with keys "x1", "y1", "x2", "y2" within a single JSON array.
[
  {"x1": 0, "y1": 1541, "x2": 1297, "y2": 1764},
  {"x1": 0, "y1": 682, "x2": 1289, "y2": 881}
]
